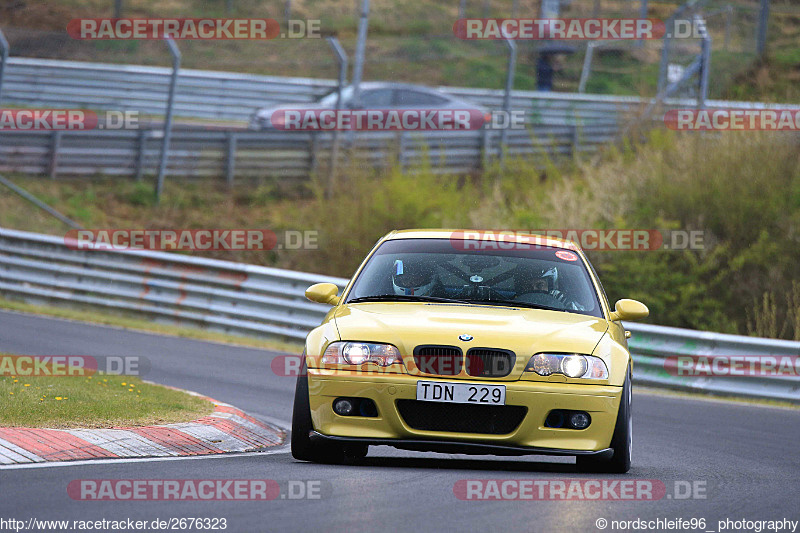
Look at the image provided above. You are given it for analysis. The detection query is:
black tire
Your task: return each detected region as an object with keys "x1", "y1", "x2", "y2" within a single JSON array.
[
  {"x1": 290, "y1": 366, "x2": 368, "y2": 464},
  {"x1": 577, "y1": 365, "x2": 632, "y2": 474}
]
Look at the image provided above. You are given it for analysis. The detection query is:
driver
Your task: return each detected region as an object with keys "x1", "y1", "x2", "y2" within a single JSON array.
[
  {"x1": 392, "y1": 258, "x2": 437, "y2": 297},
  {"x1": 528, "y1": 266, "x2": 585, "y2": 311},
  {"x1": 530, "y1": 266, "x2": 559, "y2": 294}
]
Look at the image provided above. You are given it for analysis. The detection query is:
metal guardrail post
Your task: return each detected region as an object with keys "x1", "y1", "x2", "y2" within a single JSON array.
[
  {"x1": 0, "y1": 176, "x2": 83, "y2": 229},
  {"x1": 396, "y1": 132, "x2": 406, "y2": 170},
  {"x1": 326, "y1": 37, "x2": 348, "y2": 199},
  {"x1": 155, "y1": 37, "x2": 180, "y2": 204},
  {"x1": 480, "y1": 127, "x2": 490, "y2": 169},
  {"x1": 698, "y1": 20, "x2": 711, "y2": 110},
  {"x1": 49, "y1": 131, "x2": 62, "y2": 180},
  {"x1": 500, "y1": 35, "x2": 517, "y2": 164},
  {"x1": 0, "y1": 29, "x2": 9, "y2": 106},
  {"x1": 459, "y1": 0, "x2": 466, "y2": 19},
  {"x1": 226, "y1": 132, "x2": 237, "y2": 188},
  {"x1": 135, "y1": 129, "x2": 147, "y2": 181}
]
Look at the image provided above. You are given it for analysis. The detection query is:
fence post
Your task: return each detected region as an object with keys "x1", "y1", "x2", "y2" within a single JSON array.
[
  {"x1": 459, "y1": 0, "x2": 466, "y2": 19},
  {"x1": 500, "y1": 34, "x2": 517, "y2": 164},
  {"x1": 135, "y1": 129, "x2": 147, "y2": 181},
  {"x1": 226, "y1": 132, "x2": 237, "y2": 188},
  {"x1": 0, "y1": 29, "x2": 9, "y2": 106},
  {"x1": 698, "y1": 22, "x2": 711, "y2": 110},
  {"x1": 326, "y1": 36, "x2": 348, "y2": 199},
  {"x1": 351, "y1": 0, "x2": 370, "y2": 107},
  {"x1": 578, "y1": 42, "x2": 596, "y2": 93},
  {"x1": 155, "y1": 37, "x2": 180, "y2": 203},
  {"x1": 49, "y1": 131, "x2": 62, "y2": 180},
  {"x1": 637, "y1": 0, "x2": 648, "y2": 48}
]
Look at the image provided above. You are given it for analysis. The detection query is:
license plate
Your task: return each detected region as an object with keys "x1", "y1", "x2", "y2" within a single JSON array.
[{"x1": 416, "y1": 381, "x2": 506, "y2": 405}]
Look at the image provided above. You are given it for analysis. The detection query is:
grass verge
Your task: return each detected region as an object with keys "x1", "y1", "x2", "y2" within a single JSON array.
[{"x1": 0, "y1": 373, "x2": 214, "y2": 428}]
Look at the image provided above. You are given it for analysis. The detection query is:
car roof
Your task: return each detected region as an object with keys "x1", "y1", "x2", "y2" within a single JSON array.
[
  {"x1": 382, "y1": 229, "x2": 581, "y2": 251},
  {"x1": 352, "y1": 82, "x2": 451, "y2": 95}
]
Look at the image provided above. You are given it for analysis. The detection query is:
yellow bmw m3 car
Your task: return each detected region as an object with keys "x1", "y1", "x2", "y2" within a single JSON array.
[{"x1": 292, "y1": 230, "x2": 648, "y2": 472}]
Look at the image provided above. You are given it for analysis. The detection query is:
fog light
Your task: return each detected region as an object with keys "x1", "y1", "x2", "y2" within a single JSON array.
[
  {"x1": 333, "y1": 398, "x2": 355, "y2": 416},
  {"x1": 569, "y1": 412, "x2": 591, "y2": 429}
]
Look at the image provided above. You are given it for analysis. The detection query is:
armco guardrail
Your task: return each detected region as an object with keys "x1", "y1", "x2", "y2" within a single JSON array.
[
  {"x1": 6, "y1": 57, "x2": 800, "y2": 126},
  {"x1": 0, "y1": 227, "x2": 798, "y2": 402},
  {"x1": 2, "y1": 57, "x2": 627, "y2": 124},
  {"x1": 0, "y1": 126, "x2": 613, "y2": 180}
]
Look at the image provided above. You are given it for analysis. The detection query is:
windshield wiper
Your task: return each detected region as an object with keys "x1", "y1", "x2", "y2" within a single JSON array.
[
  {"x1": 347, "y1": 294, "x2": 472, "y2": 305},
  {"x1": 466, "y1": 299, "x2": 565, "y2": 312}
]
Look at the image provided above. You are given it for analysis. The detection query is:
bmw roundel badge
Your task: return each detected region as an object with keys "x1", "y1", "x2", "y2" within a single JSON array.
[{"x1": 458, "y1": 334, "x2": 474, "y2": 342}]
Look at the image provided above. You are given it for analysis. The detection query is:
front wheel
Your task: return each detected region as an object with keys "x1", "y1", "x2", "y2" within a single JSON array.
[
  {"x1": 576, "y1": 365, "x2": 632, "y2": 474},
  {"x1": 290, "y1": 367, "x2": 367, "y2": 464}
]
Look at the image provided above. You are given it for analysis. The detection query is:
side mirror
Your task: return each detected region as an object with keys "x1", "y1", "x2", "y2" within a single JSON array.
[
  {"x1": 608, "y1": 299, "x2": 649, "y2": 322},
  {"x1": 305, "y1": 283, "x2": 341, "y2": 306}
]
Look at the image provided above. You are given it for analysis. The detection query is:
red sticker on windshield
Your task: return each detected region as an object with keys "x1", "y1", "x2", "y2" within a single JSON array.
[{"x1": 555, "y1": 250, "x2": 578, "y2": 261}]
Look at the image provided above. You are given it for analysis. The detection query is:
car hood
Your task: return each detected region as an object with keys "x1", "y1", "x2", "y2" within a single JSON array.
[{"x1": 332, "y1": 302, "x2": 608, "y2": 380}]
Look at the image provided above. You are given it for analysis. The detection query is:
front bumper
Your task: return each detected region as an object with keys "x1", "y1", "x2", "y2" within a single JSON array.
[{"x1": 308, "y1": 370, "x2": 623, "y2": 453}]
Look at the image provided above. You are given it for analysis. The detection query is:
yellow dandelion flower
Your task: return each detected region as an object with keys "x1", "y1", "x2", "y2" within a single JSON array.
[
  {"x1": 23, "y1": 384, "x2": 30, "y2": 387},
  {"x1": 121, "y1": 382, "x2": 127, "y2": 386},
  {"x1": 9, "y1": 392, "x2": 13, "y2": 395},
  {"x1": 128, "y1": 388, "x2": 134, "y2": 392}
]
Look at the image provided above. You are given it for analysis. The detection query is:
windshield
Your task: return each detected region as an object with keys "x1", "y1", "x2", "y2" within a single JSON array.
[{"x1": 345, "y1": 238, "x2": 603, "y2": 317}]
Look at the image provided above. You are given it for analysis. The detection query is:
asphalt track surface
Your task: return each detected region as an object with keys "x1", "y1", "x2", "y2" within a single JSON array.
[{"x1": 1, "y1": 309, "x2": 799, "y2": 533}]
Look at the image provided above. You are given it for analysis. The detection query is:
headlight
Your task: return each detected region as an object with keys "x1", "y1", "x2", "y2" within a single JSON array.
[
  {"x1": 322, "y1": 342, "x2": 402, "y2": 367},
  {"x1": 524, "y1": 353, "x2": 608, "y2": 379}
]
